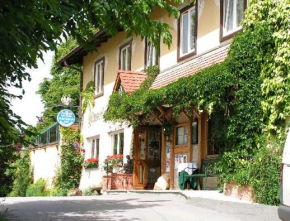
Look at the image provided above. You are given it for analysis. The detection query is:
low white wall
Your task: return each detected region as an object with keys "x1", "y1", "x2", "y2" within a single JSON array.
[
  {"x1": 30, "y1": 144, "x2": 61, "y2": 188},
  {"x1": 79, "y1": 168, "x2": 103, "y2": 190}
]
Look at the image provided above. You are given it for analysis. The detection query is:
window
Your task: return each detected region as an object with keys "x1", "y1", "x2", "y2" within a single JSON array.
[
  {"x1": 178, "y1": 4, "x2": 197, "y2": 60},
  {"x1": 221, "y1": 0, "x2": 246, "y2": 40},
  {"x1": 119, "y1": 42, "x2": 131, "y2": 71},
  {"x1": 207, "y1": 114, "x2": 222, "y2": 156},
  {"x1": 94, "y1": 58, "x2": 104, "y2": 96},
  {"x1": 113, "y1": 132, "x2": 124, "y2": 155},
  {"x1": 145, "y1": 39, "x2": 158, "y2": 68},
  {"x1": 175, "y1": 125, "x2": 189, "y2": 145},
  {"x1": 91, "y1": 137, "x2": 100, "y2": 159}
]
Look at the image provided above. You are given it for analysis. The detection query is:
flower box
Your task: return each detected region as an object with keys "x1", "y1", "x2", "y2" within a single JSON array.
[{"x1": 84, "y1": 158, "x2": 99, "y2": 169}]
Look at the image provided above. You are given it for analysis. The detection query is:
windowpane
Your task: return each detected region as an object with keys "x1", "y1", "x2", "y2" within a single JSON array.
[
  {"x1": 96, "y1": 138, "x2": 99, "y2": 158},
  {"x1": 94, "y1": 60, "x2": 104, "y2": 94},
  {"x1": 122, "y1": 49, "x2": 127, "y2": 70},
  {"x1": 146, "y1": 41, "x2": 158, "y2": 67},
  {"x1": 91, "y1": 139, "x2": 95, "y2": 158},
  {"x1": 114, "y1": 134, "x2": 118, "y2": 155},
  {"x1": 119, "y1": 133, "x2": 124, "y2": 155},
  {"x1": 190, "y1": 9, "x2": 196, "y2": 51},
  {"x1": 180, "y1": 5, "x2": 196, "y2": 57},
  {"x1": 127, "y1": 47, "x2": 131, "y2": 70},
  {"x1": 223, "y1": 0, "x2": 244, "y2": 36},
  {"x1": 176, "y1": 126, "x2": 188, "y2": 145},
  {"x1": 182, "y1": 13, "x2": 189, "y2": 55},
  {"x1": 49, "y1": 125, "x2": 57, "y2": 143}
]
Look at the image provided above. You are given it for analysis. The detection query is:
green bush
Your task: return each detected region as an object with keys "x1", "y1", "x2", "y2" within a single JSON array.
[
  {"x1": 47, "y1": 187, "x2": 68, "y2": 197},
  {"x1": 26, "y1": 179, "x2": 47, "y2": 197},
  {"x1": 249, "y1": 144, "x2": 282, "y2": 205},
  {"x1": 82, "y1": 187, "x2": 93, "y2": 196},
  {"x1": 7, "y1": 154, "x2": 31, "y2": 197}
]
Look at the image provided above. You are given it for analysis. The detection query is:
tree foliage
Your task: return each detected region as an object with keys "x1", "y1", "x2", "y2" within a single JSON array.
[{"x1": 0, "y1": 0, "x2": 182, "y2": 146}]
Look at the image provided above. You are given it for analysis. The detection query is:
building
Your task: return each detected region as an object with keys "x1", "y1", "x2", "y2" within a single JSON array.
[{"x1": 59, "y1": 0, "x2": 248, "y2": 190}]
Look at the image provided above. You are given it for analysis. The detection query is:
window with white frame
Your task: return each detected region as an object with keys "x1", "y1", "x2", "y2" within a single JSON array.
[
  {"x1": 221, "y1": 0, "x2": 246, "y2": 38},
  {"x1": 94, "y1": 58, "x2": 104, "y2": 95},
  {"x1": 145, "y1": 39, "x2": 158, "y2": 68},
  {"x1": 179, "y1": 4, "x2": 197, "y2": 58},
  {"x1": 113, "y1": 132, "x2": 124, "y2": 155},
  {"x1": 91, "y1": 137, "x2": 100, "y2": 159},
  {"x1": 120, "y1": 42, "x2": 131, "y2": 71}
]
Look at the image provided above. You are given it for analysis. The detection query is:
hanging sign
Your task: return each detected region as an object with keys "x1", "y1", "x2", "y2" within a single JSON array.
[{"x1": 57, "y1": 109, "x2": 76, "y2": 127}]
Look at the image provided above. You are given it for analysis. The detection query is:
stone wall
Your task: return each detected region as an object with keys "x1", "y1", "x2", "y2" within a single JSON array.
[
  {"x1": 223, "y1": 182, "x2": 253, "y2": 202},
  {"x1": 102, "y1": 174, "x2": 133, "y2": 191}
]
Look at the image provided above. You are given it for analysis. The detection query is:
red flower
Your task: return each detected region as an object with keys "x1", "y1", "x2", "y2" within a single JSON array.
[
  {"x1": 107, "y1": 154, "x2": 123, "y2": 159},
  {"x1": 85, "y1": 158, "x2": 99, "y2": 162}
]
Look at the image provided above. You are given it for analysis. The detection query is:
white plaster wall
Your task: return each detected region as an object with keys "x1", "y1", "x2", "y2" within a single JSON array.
[{"x1": 30, "y1": 144, "x2": 61, "y2": 188}]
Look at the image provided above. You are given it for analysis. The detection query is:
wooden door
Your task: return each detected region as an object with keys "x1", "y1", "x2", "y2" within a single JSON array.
[{"x1": 133, "y1": 127, "x2": 161, "y2": 189}]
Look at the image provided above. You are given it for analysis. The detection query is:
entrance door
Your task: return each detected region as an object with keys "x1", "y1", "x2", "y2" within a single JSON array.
[{"x1": 133, "y1": 127, "x2": 161, "y2": 189}]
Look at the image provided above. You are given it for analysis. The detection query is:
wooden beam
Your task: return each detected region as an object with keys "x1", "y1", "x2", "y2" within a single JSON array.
[
  {"x1": 157, "y1": 106, "x2": 172, "y2": 123},
  {"x1": 151, "y1": 111, "x2": 163, "y2": 125},
  {"x1": 182, "y1": 110, "x2": 191, "y2": 121},
  {"x1": 191, "y1": 105, "x2": 201, "y2": 117}
]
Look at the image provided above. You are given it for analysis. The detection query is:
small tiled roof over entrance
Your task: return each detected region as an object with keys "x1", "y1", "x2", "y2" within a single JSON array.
[
  {"x1": 113, "y1": 71, "x2": 147, "y2": 93},
  {"x1": 151, "y1": 43, "x2": 230, "y2": 89}
]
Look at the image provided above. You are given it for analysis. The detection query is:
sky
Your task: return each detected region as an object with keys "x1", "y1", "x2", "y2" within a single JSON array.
[{"x1": 9, "y1": 51, "x2": 54, "y2": 126}]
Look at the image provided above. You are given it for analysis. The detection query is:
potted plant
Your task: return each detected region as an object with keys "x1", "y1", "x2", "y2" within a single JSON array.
[
  {"x1": 103, "y1": 154, "x2": 123, "y2": 173},
  {"x1": 84, "y1": 158, "x2": 99, "y2": 169}
]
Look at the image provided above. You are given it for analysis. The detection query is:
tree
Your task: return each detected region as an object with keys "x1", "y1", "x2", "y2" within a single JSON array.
[
  {"x1": 0, "y1": 0, "x2": 182, "y2": 146},
  {"x1": 37, "y1": 38, "x2": 80, "y2": 131}
]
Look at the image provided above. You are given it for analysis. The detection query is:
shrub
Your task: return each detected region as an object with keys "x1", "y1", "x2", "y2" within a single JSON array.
[
  {"x1": 47, "y1": 187, "x2": 68, "y2": 197},
  {"x1": 249, "y1": 144, "x2": 282, "y2": 205},
  {"x1": 82, "y1": 187, "x2": 94, "y2": 196},
  {"x1": 26, "y1": 179, "x2": 47, "y2": 197},
  {"x1": 7, "y1": 154, "x2": 31, "y2": 197}
]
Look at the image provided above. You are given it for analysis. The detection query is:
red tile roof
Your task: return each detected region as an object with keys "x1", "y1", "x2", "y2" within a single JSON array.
[
  {"x1": 151, "y1": 44, "x2": 230, "y2": 89},
  {"x1": 113, "y1": 71, "x2": 147, "y2": 93}
]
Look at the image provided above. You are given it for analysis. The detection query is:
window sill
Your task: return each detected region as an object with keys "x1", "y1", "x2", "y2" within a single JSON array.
[
  {"x1": 177, "y1": 50, "x2": 196, "y2": 63},
  {"x1": 94, "y1": 92, "x2": 104, "y2": 99},
  {"x1": 220, "y1": 28, "x2": 243, "y2": 42}
]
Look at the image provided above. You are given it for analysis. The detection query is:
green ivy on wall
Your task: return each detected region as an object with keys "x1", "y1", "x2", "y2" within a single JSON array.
[
  {"x1": 104, "y1": 63, "x2": 234, "y2": 127},
  {"x1": 81, "y1": 81, "x2": 95, "y2": 114},
  {"x1": 53, "y1": 127, "x2": 84, "y2": 194}
]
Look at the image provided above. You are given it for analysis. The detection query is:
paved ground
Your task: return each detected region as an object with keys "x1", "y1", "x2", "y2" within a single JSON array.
[{"x1": 1, "y1": 193, "x2": 280, "y2": 221}]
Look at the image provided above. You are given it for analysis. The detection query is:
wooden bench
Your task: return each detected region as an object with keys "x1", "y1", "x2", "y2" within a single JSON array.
[{"x1": 178, "y1": 159, "x2": 217, "y2": 190}]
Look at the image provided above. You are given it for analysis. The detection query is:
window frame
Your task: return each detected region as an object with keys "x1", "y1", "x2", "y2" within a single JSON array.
[
  {"x1": 174, "y1": 123, "x2": 190, "y2": 148},
  {"x1": 93, "y1": 57, "x2": 105, "y2": 98},
  {"x1": 112, "y1": 131, "x2": 124, "y2": 155},
  {"x1": 177, "y1": 3, "x2": 198, "y2": 62},
  {"x1": 91, "y1": 137, "x2": 100, "y2": 159},
  {"x1": 220, "y1": 0, "x2": 247, "y2": 42},
  {"x1": 119, "y1": 41, "x2": 132, "y2": 71},
  {"x1": 144, "y1": 38, "x2": 159, "y2": 68}
]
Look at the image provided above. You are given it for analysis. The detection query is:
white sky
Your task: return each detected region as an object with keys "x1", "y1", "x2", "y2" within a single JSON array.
[{"x1": 9, "y1": 51, "x2": 54, "y2": 126}]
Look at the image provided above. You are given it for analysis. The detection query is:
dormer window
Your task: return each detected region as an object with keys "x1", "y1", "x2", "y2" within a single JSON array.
[
  {"x1": 119, "y1": 42, "x2": 132, "y2": 71},
  {"x1": 178, "y1": 4, "x2": 197, "y2": 61},
  {"x1": 221, "y1": 0, "x2": 247, "y2": 41},
  {"x1": 94, "y1": 58, "x2": 105, "y2": 96}
]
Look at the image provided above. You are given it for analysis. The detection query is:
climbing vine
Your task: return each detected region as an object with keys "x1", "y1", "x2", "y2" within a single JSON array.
[
  {"x1": 104, "y1": 63, "x2": 234, "y2": 126},
  {"x1": 53, "y1": 127, "x2": 84, "y2": 195},
  {"x1": 81, "y1": 81, "x2": 95, "y2": 114}
]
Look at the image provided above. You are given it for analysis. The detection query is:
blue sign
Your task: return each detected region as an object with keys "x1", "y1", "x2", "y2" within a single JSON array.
[{"x1": 57, "y1": 109, "x2": 76, "y2": 127}]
